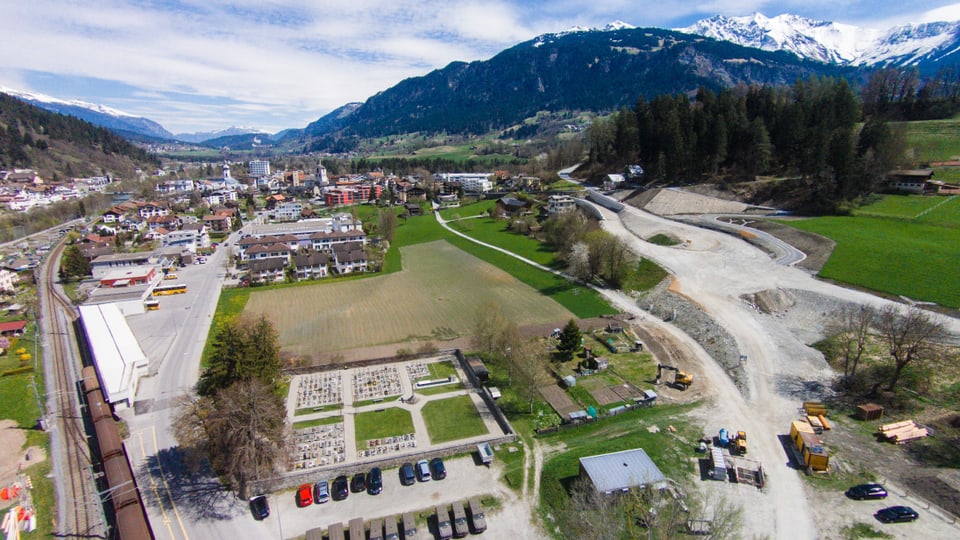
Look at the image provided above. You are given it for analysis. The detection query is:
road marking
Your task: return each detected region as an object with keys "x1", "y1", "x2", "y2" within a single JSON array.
[
  {"x1": 152, "y1": 425, "x2": 190, "y2": 540},
  {"x1": 137, "y1": 430, "x2": 176, "y2": 540}
]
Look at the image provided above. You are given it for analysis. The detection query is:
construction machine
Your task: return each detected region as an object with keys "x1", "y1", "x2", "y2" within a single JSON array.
[
  {"x1": 735, "y1": 431, "x2": 747, "y2": 455},
  {"x1": 656, "y1": 364, "x2": 693, "y2": 390}
]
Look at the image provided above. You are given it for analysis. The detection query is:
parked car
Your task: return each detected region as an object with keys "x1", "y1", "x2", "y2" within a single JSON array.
[
  {"x1": 248, "y1": 495, "x2": 269, "y2": 520},
  {"x1": 430, "y1": 457, "x2": 447, "y2": 480},
  {"x1": 367, "y1": 467, "x2": 383, "y2": 495},
  {"x1": 350, "y1": 472, "x2": 366, "y2": 493},
  {"x1": 314, "y1": 480, "x2": 330, "y2": 503},
  {"x1": 468, "y1": 498, "x2": 487, "y2": 533},
  {"x1": 416, "y1": 459, "x2": 432, "y2": 482},
  {"x1": 332, "y1": 475, "x2": 349, "y2": 501},
  {"x1": 399, "y1": 462, "x2": 416, "y2": 486},
  {"x1": 296, "y1": 484, "x2": 313, "y2": 507},
  {"x1": 876, "y1": 506, "x2": 919, "y2": 523},
  {"x1": 435, "y1": 505, "x2": 453, "y2": 540},
  {"x1": 846, "y1": 483, "x2": 887, "y2": 500},
  {"x1": 451, "y1": 500, "x2": 468, "y2": 538}
]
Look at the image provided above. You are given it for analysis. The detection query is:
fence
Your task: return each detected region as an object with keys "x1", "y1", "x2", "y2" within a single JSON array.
[{"x1": 453, "y1": 349, "x2": 514, "y2": 436}]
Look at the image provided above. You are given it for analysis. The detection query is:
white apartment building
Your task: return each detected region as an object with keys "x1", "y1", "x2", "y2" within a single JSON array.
[
  {"x1": 249, "y1": 160, "x2": 271, "y2": 178},
  {"x1": 437, "y1": 173, "x2": 493, "y2": 193}
]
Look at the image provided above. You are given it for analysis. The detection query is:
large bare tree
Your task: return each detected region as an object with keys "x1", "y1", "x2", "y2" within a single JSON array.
[
  {"x1": 174, "y1": 378, "x2": 288, "y2": 498},
  {"x1": 829, "y1": 305, "x2": 877, "y2": 387},
  {"x1": 877, "y1": 305, "x2": 948, "y2": 392}
]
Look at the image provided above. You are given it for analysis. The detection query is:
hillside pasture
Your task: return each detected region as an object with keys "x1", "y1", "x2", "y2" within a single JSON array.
[
  {"x1": 782, "y1": 214, "x2": 960, "y2": 308},
  {"x1": 902, "y1": 117, "x2": 960, "y2": 163},
  {"x1": 243, "y1": 240, "x2": 575, "y2": 357}
]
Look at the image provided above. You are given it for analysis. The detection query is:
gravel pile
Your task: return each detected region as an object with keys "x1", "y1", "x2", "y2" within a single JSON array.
[
  {"x1": 637, "y1": 284, "x2": 854, "y2": 400},
  {"x1": 637, "y1": 280, "x2": 748, "y2": 396}
]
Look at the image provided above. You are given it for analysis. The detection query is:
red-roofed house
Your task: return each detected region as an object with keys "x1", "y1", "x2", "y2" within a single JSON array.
[{"x1": 0, "y1": 320, "x2": 28, "y2": 336}]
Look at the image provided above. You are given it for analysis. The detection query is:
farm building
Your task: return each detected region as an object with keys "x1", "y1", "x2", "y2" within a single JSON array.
[
  {"x1": 579, "y1": 448, "x2": 666, "y2": 494},
  {"x1": 885, "y1": 169, "x2": 934, "y2": 194}
]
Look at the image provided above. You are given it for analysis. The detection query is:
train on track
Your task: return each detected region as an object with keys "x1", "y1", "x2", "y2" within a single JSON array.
[{"x1": 81, "y1": 366, "x2": 153, "y2": 539}]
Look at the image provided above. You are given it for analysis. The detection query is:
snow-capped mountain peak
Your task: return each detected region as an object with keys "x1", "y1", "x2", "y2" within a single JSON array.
[
  {"x1": 678, "y1": 12, "x2": 960, "y2": 69},
  {"x1": 678, "y1": 13, "x2": 878, "y2": 64},
  {"x1": 0, "y1": 86, "x2": 136, "y2": 118},
  {"x1": 535, "y1": 20, "x2": 637, "y2": 47}
]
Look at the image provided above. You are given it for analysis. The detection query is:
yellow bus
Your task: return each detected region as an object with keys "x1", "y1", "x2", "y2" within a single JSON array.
[
  {"x1": 153, "y1": 283, "x2": 187, "y2": 296},
  {"x1": 145, "y1": 299, "x2": 160, "y2": 311}
]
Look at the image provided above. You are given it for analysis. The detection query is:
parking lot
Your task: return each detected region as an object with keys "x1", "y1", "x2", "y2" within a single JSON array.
[{"x1": 248, "y1": 454, "x2": 547, "y2": 539}]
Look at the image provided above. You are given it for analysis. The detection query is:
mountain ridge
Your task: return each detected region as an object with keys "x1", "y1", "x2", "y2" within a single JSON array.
[{"x1": 679, "y1": 13, "x2": 960, "y2": 71}]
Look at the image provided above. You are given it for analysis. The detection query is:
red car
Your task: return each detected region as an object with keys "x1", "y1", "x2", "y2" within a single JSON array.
[{"x1": 296, "y1": 483, "x2": 313, "y2": 507}]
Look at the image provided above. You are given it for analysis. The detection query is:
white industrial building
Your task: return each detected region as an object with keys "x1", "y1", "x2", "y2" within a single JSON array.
[{"x1": 78, "y1": 304, "x2": 149, "y2": 408}]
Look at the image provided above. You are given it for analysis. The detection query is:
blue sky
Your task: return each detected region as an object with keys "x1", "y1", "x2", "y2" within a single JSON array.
[{"x1": 1, "y1": 0, "x2": 958, "y2": 135}]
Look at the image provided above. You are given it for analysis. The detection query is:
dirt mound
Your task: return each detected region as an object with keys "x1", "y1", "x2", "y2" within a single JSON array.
[
  {"x1": 639, "y1": 189, "x2": 752, "y2": 216},
  {"x1": 741, "y1": 289, "x2": 797, "y2": 315}
]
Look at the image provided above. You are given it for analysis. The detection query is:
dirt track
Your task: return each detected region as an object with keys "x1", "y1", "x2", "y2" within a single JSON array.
[{"x1": 595, "y1": 191, "x2": 960, "y2": 539}]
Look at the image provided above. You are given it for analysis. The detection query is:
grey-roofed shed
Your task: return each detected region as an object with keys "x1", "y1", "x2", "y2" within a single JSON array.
[{"x1": 578, "y1": 448, "x2": 666, "y2": 494}]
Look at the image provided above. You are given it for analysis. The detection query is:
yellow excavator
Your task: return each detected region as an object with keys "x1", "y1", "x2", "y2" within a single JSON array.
[{"x1": 656, "y1": 364, "x2": 693, "y2": 390}]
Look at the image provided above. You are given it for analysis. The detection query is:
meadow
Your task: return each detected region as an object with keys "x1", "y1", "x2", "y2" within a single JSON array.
[
  {"x1": 902, "y1": 116, "x2": 960, "y2": 163},
  {"x1": 782, "y1": 194, "x2": 960, "y2": 308}
]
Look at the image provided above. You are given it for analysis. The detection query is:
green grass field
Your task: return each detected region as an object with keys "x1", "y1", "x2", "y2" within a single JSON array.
[
  {"x1": 538, "y1": 403, "x2": 699, "y2": 518},
  {"x1": 439, "y1": 200, "x2": 496, "y2": 220},
  {"x1": 901, "y1": 117, "x2": 960, "y2": 163},
  {"x1": 0, "y1": 324, "x2": 53, "y2": 538},
  {"x1": 292, "y1": 415, "x2": 343, "y2": 429},
  {"x1": 354, "y1": 408, "x2": 415, "y2": 447},
  {"x1": 782, "y1": 200, "x2": 960, "y2": 307},
  {"x1": 448, "y1": 217, "x2": 559, "y2": 267},
  {"x1": 245, "y1": 241, "x2": 576, "y2": 356},
  {"x1": 421, "y1": 395, "x2": 488, "y2": 443}
]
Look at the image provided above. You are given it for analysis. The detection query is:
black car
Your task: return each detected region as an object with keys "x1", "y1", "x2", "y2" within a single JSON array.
[
  {"x1": 846, "y1": 483, "x2": 888, "y2": 500},
  {"x1": 332, "y1": 475, "x2": 349, "y2": 501},
  {"x1": 350, "y1": 472, "x2": 367, "y2": 493},
  {"x1": 430, "y1": 457, "x2": 447, "y2": 480},
  {"x1": 367, "y1": 467, "x2": 383, "y2": 495},
  {"x1": 876, "y1": 506, "x2": 919, "y2": 523},
  {"x1": 248, "y1": 494, "x2": 270, "y2": 520},
  {"x1": 400, "y1": 462, "x2": 416, "y2": 486}
]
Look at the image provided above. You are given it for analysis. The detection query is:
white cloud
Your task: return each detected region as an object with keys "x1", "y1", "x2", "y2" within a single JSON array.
[{"x1": 3, "y1": 0, "x2": 960, "y2": 132}]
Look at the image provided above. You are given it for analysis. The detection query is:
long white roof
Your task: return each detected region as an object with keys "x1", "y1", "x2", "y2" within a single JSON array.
[{"x1": 78, "y1": 303, "x2": 148, "y2": 404}]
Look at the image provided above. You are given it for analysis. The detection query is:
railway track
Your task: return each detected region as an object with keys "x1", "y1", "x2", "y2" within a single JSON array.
[{"x1": 40, "y1": 240, "x2": 107, "y2": 538}]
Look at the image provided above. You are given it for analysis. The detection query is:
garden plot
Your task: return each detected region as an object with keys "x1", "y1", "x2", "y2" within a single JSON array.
[{"x1": 540, "y1": 384, "x2": 580, "y2": 418}]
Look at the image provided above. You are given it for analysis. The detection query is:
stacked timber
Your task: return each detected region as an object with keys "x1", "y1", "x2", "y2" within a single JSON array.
[
  {"x1": 803, "y1": 401, "x2": 827, "y2": 416},
  {"x1": 877, "y1": 420, "x2": 929, "y2": 444}
]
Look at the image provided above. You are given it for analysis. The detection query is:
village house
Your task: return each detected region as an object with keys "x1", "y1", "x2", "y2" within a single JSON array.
[
  {"x1": 547, "y1": 194, "x2": 577, "y2": 214},
  {"x1": 292, "y1": 250, "x2": 330, "y2": 280},
  {"x1": 885, "y1": 169, "x2": 935, "y2": 194},
  {"x1": 248, "y1": 258, "x2": 286, "y2": 282},
  {"x1": 202, "y1": 214, "x2": 232, "y2": 233},
  {"x1": 332, "y1": 242, "x2": 367, "y2": 274},
  {"x1": 495, "y1": 197, "x2": 532, "y2": 218}
]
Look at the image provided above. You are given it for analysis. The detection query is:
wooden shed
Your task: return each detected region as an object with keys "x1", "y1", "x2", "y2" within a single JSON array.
[{"x1": 856, "y1": 403, "x2": 884, "y2": 421}]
